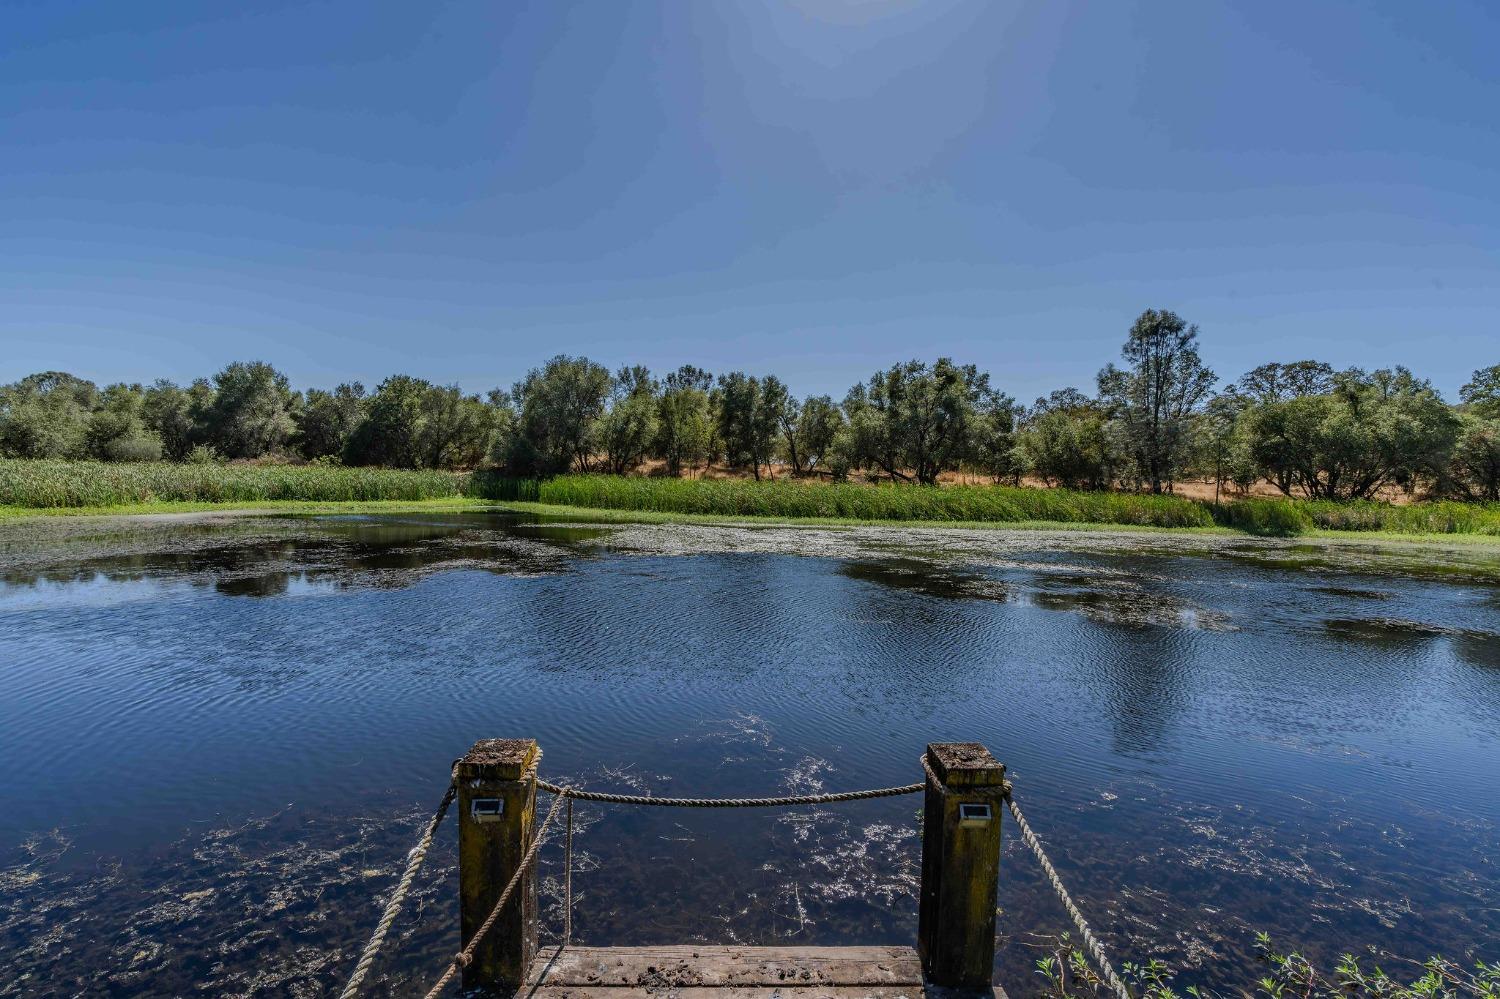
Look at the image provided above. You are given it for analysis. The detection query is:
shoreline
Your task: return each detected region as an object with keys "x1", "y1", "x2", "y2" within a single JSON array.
[{"x1": 5, "y1": 496, "x2": 1500, "y2": 551}]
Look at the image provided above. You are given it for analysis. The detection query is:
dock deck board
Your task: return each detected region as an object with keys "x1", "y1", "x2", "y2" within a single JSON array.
[{"x1": 523, "y1": 945, "x2": 1002, "y2": 997}]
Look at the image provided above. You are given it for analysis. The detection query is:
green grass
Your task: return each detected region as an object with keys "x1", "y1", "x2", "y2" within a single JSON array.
[
  {"x1": 1299, "y1": 497, "x2": 1500, "y2": 535},
  {"x1": 494, "y1": 499, "x2": 1238, "y2": 535},
  {"x1": 535, "y1": 474, "x2": 1220, "y2": 528},
  {"x1": 0, "y1": 458, "x2": 547, "y2": 509},
  {"x1": 532, "y1": 475, "x2": 1500, "y2": 539},
  {"x1": 0, "y1": 458, "x2": 478, "y2": 507},
  {"x1": 0, "y1": 496, "x2": 499, "y2": 521},
  {"x1": 1206, "y1": 495, "x2": 1500, "y2": 537},
  {"x1": 6, "y1": 460, "x2": 1500, "y2": 541}
]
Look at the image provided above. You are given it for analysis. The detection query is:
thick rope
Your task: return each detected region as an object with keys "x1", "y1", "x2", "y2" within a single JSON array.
[
  {"x1": 421, "y1": 788, "x2": 567, "y2": 999},
  {"x1": 337, "y1": 778, "x2": 458, "y2": 999},
  {"x1": 563, "y1": 796, "x2": 574, "y2": 947},
  {"x1": 535, "y1": 778, "x2": 922, "y2": 807},
  {"x1": 1005, "y1": 792, "x2": 1130, "y2": 999}
]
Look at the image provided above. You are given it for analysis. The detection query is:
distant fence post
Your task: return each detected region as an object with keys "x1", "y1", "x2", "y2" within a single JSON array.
[
  {"x1": 457, "y1": 738, "x2": 538, "y2": 995},
  {"x1": 918, "y1": 742, "x2": 1006, "y2": 990}
]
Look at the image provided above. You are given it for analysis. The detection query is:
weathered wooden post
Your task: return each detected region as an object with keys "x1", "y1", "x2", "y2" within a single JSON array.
[
  {"x1": 457, "y1": 738, "x2": 538, "y2": 995},
  {"x1": 918, "y1": 742, "x2": 1006, "y2": 990}
]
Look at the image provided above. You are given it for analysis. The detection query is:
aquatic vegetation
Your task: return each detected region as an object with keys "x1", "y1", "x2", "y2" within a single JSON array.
[{"x1": 0, "y1": 808, "x2": 458, "y2": 998}]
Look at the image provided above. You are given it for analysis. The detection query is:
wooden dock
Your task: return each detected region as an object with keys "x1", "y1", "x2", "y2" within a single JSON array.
[
  {"x1": 453, "y1": 740, "x2": 1012, "y2": 998},
  {"x1": 524, "y1": 945, "x2": 1003, "y2": 997}
]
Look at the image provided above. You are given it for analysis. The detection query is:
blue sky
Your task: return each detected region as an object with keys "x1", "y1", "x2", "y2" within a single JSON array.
[{"x1": 2, "y1": 0, "x2": 1496, "y2": 403}]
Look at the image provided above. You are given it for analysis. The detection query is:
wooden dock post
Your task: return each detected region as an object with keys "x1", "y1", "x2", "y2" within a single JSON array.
[
  {"x1": 918, "y1": 742, "x2": 1006, "y2": 990},
  {"x1": 457, "y1": 738, "x2": 539, "y2": 995}
]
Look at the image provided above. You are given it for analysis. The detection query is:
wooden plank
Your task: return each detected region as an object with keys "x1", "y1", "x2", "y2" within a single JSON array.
[
  {"x1": 529, "y1": 945, "x2": 922, "y2": 987},
  {"x1": 524, "y1": 945, "x2": 1004, "y2": 997},
  {"x1": 525, "y1": 987, "x2": 927, "y2": 998}
]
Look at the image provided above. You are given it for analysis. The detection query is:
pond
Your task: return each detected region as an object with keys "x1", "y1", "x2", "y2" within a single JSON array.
[{"x1": 1, "y1": 511, "x2": 1498, "y2": 997}]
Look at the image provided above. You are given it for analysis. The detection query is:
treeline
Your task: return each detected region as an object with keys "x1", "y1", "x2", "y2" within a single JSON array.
[{"x1": 3, "y1": 309, "x2": 1498, "y2": 501}]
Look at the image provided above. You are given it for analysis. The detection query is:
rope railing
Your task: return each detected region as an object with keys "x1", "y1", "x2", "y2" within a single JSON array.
[
  {"x1": 336, "y1": 775, "x2": 457, "y2": 999},
  {"x1": 420, "y1": 785, "x2": 567, "y2": 999},
  {"x1": 340, "y1": 755, "x2": 1130, "y2": 999},
  {"x1": 1006, "y1": 790, "x2": 1132, "y2": 999},
  {"x1": 535, "y1": 777, "x2": 923, "y2": 807}
]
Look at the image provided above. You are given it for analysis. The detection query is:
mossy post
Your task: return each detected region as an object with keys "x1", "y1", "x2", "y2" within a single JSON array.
[
  {"x1": 457, "y1": 738, "x2": 538, "y2": 995},
  {"x1": 918, "y1": 742, "x2": 1005, "y2": 990}
]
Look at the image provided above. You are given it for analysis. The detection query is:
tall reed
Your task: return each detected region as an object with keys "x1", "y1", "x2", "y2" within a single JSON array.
[
  {"x1": 536, "y1": 475, "x2": 1217, "y2": 528},
  {"x1": 0, "y1": 459, "x2": 470, "y2": 507},
  {"x1": 8, "y1": 460, "x2": 1500, "y2": 538}
]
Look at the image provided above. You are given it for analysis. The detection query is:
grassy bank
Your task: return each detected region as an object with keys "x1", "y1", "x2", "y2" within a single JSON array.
[
  {"x1": 536, "y1": 474, "x2": 1219, "y2": 528},
  {"x1": 0, "y1": 458, "x2": 480, "y2": 507},
  {"x1": 0, "y1": 458, "x2": 547, "y2": 509},
  {"x1": 536, "y1": 475, "x2": 1500, "y2": 537},
  {"x1": 0, "y1": 496, "x2": 498, "y2": 522},
  {"x1": 491, "y1": 500, "x2": 1248, "y2": 536},
  {"x1": 1214, "y1": 495, "x2": 1500, "y2": 537},
  {"x1": 5, "y1": 460, "x2": 1499, "y2": 540}
]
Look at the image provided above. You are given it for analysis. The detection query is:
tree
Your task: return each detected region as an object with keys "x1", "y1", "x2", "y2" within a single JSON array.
[
  {"x1": 754, "y1": 375, "x2": 791, "y2": 479},
  {"x1": 654, "y1": 366, "x2": 714, "y2": 476},
  {"x1": 1244, "y1": 367, "x2": 1458, "y2": 499},
  {"x1": 845, "y1": 359, "x2": 995, "y2": 485},
  {"x1": 841, "y1": 381, "x2": 894, "y2": 482},
  {"x1": 344, "y1": 376, "x2": 428, "y2": 468},
  {"x1": 597, "y1": 366, "x2": 660, "y2": 475},
  {"x1": 0, "y1": 371, "x2": 97, "y2": 459},
  {"x1": 84, "y1": 383, "x2": 163, "y2": 462},
  {"x1": 826, "y1": 424, "x2": 857, "y2": 482},
  {"x1": 297, "y1": 383, "x2": 366, "y2": 460},
  {"x1": 417, "y1": 384, "x2": 499, "y2": 469},
  {"x1": 341, "y1": 377, "x2": 494, "y2": 469},
  {"x1": 186, "y1": 378, "x2": 217, "y2": 445},
  {"x1": 1013, "y1": 390, "x2": 1115, "y2": 490},
  {"x1": 1460, "y1": 364, "x2": 1500, "y2": 419},
  {"x1": 1097, "y1": 309, "x2": 1217, "y2": 493},
  {"x1": 1233, "y1": 361, "x2": 1336, "y2": 404},
  {"x1": 789, "y1": 395, "x2": 845, "y2": 476},
  {"x1": 141, "y1": 380, "x2": 197, "y2": 460},
  {"x1": 1197, "y1": 394, "x2": 1256, "y2": 503},
  {"x1": 1451, "y1": 415, "x2": 1500, "y2": 501},
  {"x1": 509, "y1": 355, "x2": 611, "y2": 475},
  {"x1": 204, "y1": 361, "x2": 298, "y2": 459},
  {"x1": 972, "y1": 391, "x2": 1020, "y2": 484},
  {"x1": 484, "y1": 388, "x2": 518, "y2": 465},
  {"x1": 715, "y1": 372, "x2": 763, "y2": 477}
]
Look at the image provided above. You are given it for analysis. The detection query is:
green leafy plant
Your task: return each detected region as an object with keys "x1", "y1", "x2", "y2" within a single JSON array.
[{"x1": 1031, "y1": 933, "x2": 1498, "y2": 999}]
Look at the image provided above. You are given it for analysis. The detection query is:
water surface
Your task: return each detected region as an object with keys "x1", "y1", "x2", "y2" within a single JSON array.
[{"x1": 1, "y1": 512, "x2": 1497, "y2": 997}]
